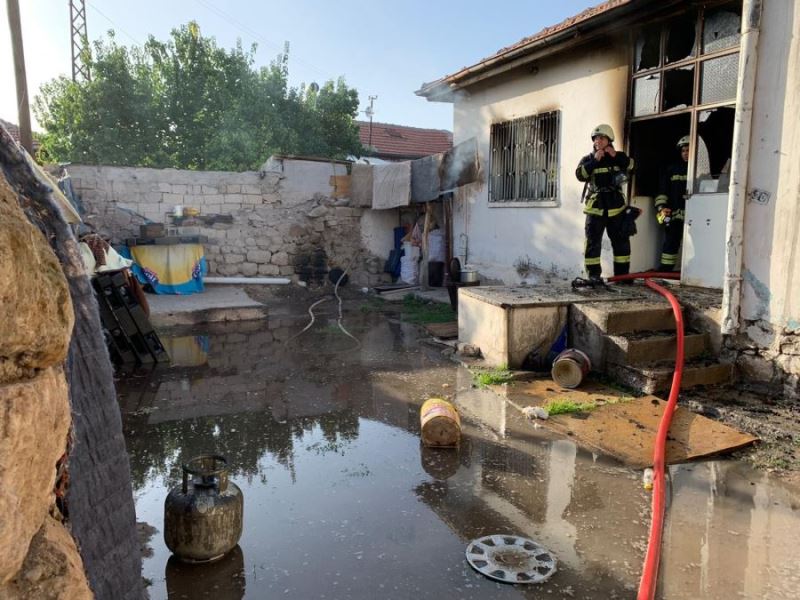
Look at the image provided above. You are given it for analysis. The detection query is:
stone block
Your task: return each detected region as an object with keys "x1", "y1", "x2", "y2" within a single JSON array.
[
  {"x1": 224, "y1": 195, "x2": 244, "y2": 205},
  {"x1": 309, "y1": 205, "x2": 328, "y2": 218},
  {"x1": 0, "y1": 184, "x2": 74, "y2": 381},
  {"x1": 246, "y1": 250, "x2": 271, "y2": 264},
  {"x1": 241, "y1": 262, "x2": 258, "y2": 276},
  {"x1": 271, "y1": 251, "x2": 289, "y2": 266},
  {"x1": 172, "y1": 184, "x2": 188, "y2": 195},
  {"x1": 279, "y1": 266, "x2": 295, "y2": 276},
  {"x1": 776, "y1": 354, "x2": 800, "y2": 377},
  {"x1": 222, "y1": 204, "x2": 241, "y2": 213},
  {"x1": 202, "y1": 186, "x2": 219, "y2": 194},
  {"x1": 224, "y1": 254, "x2": 245, "y2": 264},
  {"x1": 226, "y1": 185, "x2": 241, "y2": 194},
  {"x1": 0, "y1": 516, "x2": 93, "y2": 599},
  {"x1": 258, "y1": 264, "x2": 280, "y2": 276},
  {"x1": 162, "y1": 193, "x2": 184, "y2": 205},
  {"x1": 0, "y1": 368, "x2": 71, "y2": 582},
  {"x1": 736, "y1": 354, "x2": 775, "y2": 383},
  {"x1": 202, "y1": 194, "x2": 224, "y2": 205},
  {"x1": 242, "y1": 195, "x2": 263, "y2": 205},
  {"x1": 242, "y1": 184, "x2": 261, "y2": 195}
]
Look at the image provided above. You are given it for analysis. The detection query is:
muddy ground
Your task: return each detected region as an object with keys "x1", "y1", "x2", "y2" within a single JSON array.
[{"x1": 246, "y1": 285, "x2": 800, "y2": 488}]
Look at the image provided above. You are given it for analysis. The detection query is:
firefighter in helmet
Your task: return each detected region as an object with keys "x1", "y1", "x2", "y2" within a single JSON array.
[
  {"x1": 576, "y1": 124, "x2": 635, "y2": 281},
  {"x1": 654, "y1": 135, "x2": 689, "y2": 271}
]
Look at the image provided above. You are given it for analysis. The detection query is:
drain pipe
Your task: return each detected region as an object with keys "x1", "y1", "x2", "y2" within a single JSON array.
[{"x1": 721, "y1": 0, "x2": 762, "y2": 334}]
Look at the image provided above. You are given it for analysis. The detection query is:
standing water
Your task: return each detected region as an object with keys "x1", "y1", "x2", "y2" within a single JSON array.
[{"x1": 117, "y1": 305, "x2": 800, "y2": 599}]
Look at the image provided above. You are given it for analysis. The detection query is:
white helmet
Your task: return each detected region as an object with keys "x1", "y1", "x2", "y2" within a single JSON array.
[
  {"x1": 677, "y1": 135, "x2": 690, "y2": 148},
  {"x1": 591, "y1": 124, "x2": 615, "y2": 142}
]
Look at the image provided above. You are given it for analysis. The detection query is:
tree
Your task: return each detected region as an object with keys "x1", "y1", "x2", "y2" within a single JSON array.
[{"x1": 34, "y1": 24, "x2": 363, "y2": 170}]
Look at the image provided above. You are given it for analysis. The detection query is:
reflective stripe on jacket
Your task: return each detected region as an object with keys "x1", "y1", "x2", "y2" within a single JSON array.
[{"x1": 576, "y1": 150, "x2": 634, "y2": 216}]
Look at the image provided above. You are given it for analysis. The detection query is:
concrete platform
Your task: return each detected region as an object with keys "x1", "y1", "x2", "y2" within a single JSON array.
[
  {"x1": 460, "y1": 284, "x2": 648, "y2": 308},
  {"x1": 608, "y1": 360, "x2": 734, "y2": 394},
  {"x1": 147, "y1": 285, "x2": 267, "y2": 328},
  {"x1": 457, "y1": 284, "x2": 648, "y2": 369}
]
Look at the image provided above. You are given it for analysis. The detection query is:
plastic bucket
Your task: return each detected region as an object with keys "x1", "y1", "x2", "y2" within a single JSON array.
[
  {"x1": 420, "y1": 398, "x2": 461, "y2": 447},
  {"x1": 551, "y1": 349, "x2": 591, "y2": 389}
]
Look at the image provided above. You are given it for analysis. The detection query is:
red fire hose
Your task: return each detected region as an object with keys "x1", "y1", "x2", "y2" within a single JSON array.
[{"x1": 606, "y1": 272, "x2": 683, "y2": 600}]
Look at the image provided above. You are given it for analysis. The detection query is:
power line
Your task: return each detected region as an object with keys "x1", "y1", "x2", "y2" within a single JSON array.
[
  {"x1": 85, "y1": 1, "x2": 142, "y2": 46},
  {"x1": 192, "y1": 0, "x2": 337, "y2": 82}
]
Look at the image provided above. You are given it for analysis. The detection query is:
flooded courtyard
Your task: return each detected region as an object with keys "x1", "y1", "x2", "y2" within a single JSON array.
[{"x1": 117, "y1": 301, "x2": 800, "y2": 599}]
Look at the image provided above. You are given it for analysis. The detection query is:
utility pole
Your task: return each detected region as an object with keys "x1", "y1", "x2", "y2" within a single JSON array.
[
  {"x1": 365, "y1": 95, "x2": 377, "y2": 149},
  {"x1": 70, "y1": 0, "x2": 90, "y2": 82},
  {"x1": 6, "y1": 0, "x2": 32, "y2": 153}
]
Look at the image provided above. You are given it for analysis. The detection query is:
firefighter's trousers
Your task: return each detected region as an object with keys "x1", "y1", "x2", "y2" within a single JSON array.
[
  {"x1": 658, "y1": 219, "x2": 684, "y2": 271},
  {"x1": 584, "y1": 212, "x2": 631, "y2": 278}
]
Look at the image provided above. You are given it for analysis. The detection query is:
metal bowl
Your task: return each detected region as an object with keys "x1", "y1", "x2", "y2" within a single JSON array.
[{"x1": 460, "y1": 269, "x2": 479, "y2": 283}]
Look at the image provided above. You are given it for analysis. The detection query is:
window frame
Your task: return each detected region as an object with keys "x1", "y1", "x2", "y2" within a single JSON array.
[
  {"x1": 627, "y1": 1, "x2": 742, "y2": 194},
  {"x1": 629, "y1": 1, "x2": 741, "y2": 122},
  {"x1": 487, "y1": 110, "x2": 561, "y2": 208}
]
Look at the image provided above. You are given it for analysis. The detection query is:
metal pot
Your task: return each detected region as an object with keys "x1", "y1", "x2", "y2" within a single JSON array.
[{"x1": 460, "y1": 269, "x2": 479, "y2": 283}]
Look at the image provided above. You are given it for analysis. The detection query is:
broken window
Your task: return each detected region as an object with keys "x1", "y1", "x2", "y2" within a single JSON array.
[
  {"x1": 489, "y1": 111, "x2": 561, "y2": 204},
  {"x1": 630, "y1": 6, "x2": 742, "y2": 199},
  {"x1": 665, "y1": 13, "x2": 697, "y2": 64},
  {"x1": 700, "y1": 53, "x2": 739, "y2": 104},
  {"x1": 633, "y1": 75, "x2": 660, "y2": 116},
  {"x1": 635, "y1": 25, "x2": 661, "y2": 71},
  {"x1": 662, "y1": 66, "x2": 694, "y2": 111},
  {"x1": 694, "y1": 107, "x2": 735, "y2": 193},
  {"x1": 703, "y1": 1, "x2": 742, "y2": 54}
]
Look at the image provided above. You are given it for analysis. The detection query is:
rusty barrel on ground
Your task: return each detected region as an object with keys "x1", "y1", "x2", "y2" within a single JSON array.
[
  {"x1": 551, "y1": 348, "x2": 591, "y2": 389},
  {"x1": 420, "y1": 398, "x2": 461, "y2": 447}
]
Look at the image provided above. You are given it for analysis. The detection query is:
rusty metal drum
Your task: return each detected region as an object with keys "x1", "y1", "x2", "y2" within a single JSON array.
[
  {"x1": 551, "y1": 348, "x2": 591, "y2": 389},
  {"x1": 164, "y1": 455, "x2": 243, "y2": 563}
]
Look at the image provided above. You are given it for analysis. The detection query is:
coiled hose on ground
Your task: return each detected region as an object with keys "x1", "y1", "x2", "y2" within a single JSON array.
[{"x1": 606, "y1": 272, "x2": 683, "y2": 600}]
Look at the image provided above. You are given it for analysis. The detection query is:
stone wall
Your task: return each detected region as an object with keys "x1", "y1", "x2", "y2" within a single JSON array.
[
  {"x1": 69, "y1": 157, "x2": 393, "y2": 287},
  {"x1": 728, "y1": 319, "x2": 800, "y2": 400},
  {"x1": 0, "y1": 173, "x2": 92, "y2": 598}
]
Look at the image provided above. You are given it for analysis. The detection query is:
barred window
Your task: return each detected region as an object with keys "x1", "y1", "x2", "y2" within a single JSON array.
[{"x1": 489, "y1": 111, "x2": 561, "y2": 205}]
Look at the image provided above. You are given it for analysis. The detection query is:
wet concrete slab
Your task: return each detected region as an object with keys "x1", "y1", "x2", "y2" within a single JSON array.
[
  {"x1": 147, "y1": 285, "x2": 267, "y2": 327},
  {"x1": 461, "y1": 284, "x2": 650, "y2": 308},
  {"x1": 117, "y1": 301, "x2": 800, "y2": 600}
]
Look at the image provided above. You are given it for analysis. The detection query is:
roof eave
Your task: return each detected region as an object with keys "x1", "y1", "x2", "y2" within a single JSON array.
[{"x1": 417, "y1": 0, "x2": 678, "y2": 102}]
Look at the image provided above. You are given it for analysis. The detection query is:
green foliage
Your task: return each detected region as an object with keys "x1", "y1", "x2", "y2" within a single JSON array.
[
  {"x1": 34, "y1": 25, "x2": 363, "y2": 170},
  {"x1": 400, "y1": 295, "x2": 456, "y2": 324},
  {"x1": 545, "y1": 399, "x2": 597, "y2": 415},
  {"x1": 472, "y1": 366, "x2": 513, "y2": 387},
  {"x1": 544, "y1": 394, "x2": 634, "y2": 415}
]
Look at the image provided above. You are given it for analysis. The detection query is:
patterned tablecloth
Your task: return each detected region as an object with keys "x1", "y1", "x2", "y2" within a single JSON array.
[{"x1": 120, "y1": 243, "x2": 207, "y2": 295}]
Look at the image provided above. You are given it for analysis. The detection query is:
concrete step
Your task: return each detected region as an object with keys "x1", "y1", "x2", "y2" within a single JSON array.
[
  {"x1": 572, "y1": 300, "x2": 679, "y2": 335},
  {"x1": 606, "y1": 331, "x2": 709, "y2": 366},
  {"x1": 608, "y1": 360, "x2": 734, "y2": 395}
]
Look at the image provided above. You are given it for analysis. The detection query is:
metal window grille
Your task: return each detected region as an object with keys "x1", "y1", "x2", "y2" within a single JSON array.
[{"x1": 489, "y1": 111, "x2": 560, "y2": 203}]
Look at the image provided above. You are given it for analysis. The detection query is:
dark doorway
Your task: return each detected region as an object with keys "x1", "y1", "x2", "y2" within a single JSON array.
[{"x1": 630, "y1": 113, "x2": 691, "y2": 198}]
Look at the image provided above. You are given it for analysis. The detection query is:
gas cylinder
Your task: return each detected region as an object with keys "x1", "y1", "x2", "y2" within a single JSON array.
[{"x1": 164, "y1": 455, "x2": 243, "y2": 563}]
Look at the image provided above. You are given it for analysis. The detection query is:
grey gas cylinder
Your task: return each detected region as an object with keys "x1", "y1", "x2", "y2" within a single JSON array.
[{"x1": 164, "y1": 455, "x2": 243, "y2": 562}]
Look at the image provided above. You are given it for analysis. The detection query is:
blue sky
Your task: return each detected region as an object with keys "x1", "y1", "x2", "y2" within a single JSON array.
[{"x1": 2, "y1": 0, "x2": 597, "y2": 132}]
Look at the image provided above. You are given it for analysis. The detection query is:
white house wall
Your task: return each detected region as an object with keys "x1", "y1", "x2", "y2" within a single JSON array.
[
  {"x1": 451, "y1": 45, "x2": 629, "y2": 283},
  {"x1": 742, "y1": 0, "x2": 800, "y2": 334}
]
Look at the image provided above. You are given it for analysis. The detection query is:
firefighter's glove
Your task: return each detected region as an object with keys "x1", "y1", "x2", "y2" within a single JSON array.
[{"x1": 656, "y1": 207, "x2": 672, "y2": 225}]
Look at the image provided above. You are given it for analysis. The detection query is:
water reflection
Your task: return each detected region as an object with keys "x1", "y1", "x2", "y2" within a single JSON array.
[
  {"x1": 165, "y1": 545, "x2": 245, "y2": 600},
  {"x1": 120, "y1": 310, "x2": 800, "y2": 599}
]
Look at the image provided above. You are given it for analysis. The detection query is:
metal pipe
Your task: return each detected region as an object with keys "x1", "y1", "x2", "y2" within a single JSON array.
[
  {"x1": 721, "y1": 0, "x2": 762, "y2": 334},
  {"x1": 204, "y1": 277, "x2": 290, "y2": 285}
]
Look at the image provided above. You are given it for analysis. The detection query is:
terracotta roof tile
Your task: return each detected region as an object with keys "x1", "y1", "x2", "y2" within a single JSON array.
[
  {"x1": 0, "y1": 118, "x2": 22, "y2": 142},
  {"x1": 419, "y1": 0, "x2": 634, "y2": 93},
  {"x1": 357, "y1": 121, "x2": 452, "y2": 160}
]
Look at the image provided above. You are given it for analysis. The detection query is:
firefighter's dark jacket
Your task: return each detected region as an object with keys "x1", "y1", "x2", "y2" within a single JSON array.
[
  {"x1": 654, "y1": 161, "x2": 688, "y2": 220},
  {"x1": 576, "y1": 150, "x2": 635, "y2": 217}
]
